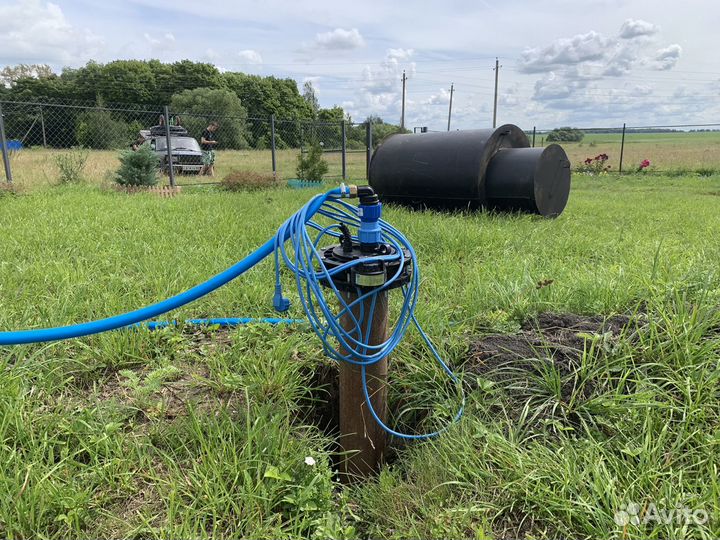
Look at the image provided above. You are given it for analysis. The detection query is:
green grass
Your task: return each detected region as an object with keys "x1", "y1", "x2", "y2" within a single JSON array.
[
  {"x1": 6, "y1": 147, "x2": 368, "y2": 191},
  {"x1": 544, "y1": 131, "x2": 720, "y2": 174},
  {"x1": 1, "y1": 175, "x2": 720, "y2": 538}
]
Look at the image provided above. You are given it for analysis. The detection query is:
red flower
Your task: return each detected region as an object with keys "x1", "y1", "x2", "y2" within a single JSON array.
[
  {"x1": 585, "y1": 158, "x2": 593, "y2": 165},
  {"x1": 640, "y1": 159, "x2": 651, "y2": 168}
]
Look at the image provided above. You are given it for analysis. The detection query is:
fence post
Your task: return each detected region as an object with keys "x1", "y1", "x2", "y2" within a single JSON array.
[
  {"x1": 532, "y1": 126, "x2": 536, "y2": 148},
  {"x1": 365, "y1": 121, "x2": 373, "y2": 181},
  {"x1": 618, "y1": 123, "x2": 626, "y2": 174},
  {"x1": 341, "y1": 120, "x2": 347, "y2": 180},
  {"x1": 39, "y1": 106, "x2": 47, "y2": 148},
  {"x1": 163, "y1": 106, "x2": 176, "y2": 187},
  {"x1": 0, "y1": 103, "x2": 13, "y2": 184},
  {"x1": 270, "y1": 114, "x2": 277, "y2": 179}
]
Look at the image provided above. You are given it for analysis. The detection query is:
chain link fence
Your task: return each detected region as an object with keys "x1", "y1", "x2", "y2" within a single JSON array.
[
  {"x1": 8, "y1": 100, "x2": 715, "y2": 187},
  {"x1": 0, "y1": 99, "x2": 397, "y2": 188},
  {"x1": 530, "y1": 123, "x2": 720, "y2": 176}
]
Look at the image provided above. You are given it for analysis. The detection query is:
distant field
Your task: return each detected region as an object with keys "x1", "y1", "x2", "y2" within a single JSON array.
[{"x1": 542, "y1": 131, "x2": 720, "y2": 172}]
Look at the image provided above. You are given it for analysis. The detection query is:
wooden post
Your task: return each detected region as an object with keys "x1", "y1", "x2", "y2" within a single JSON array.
[{"x1": 338, "y1": 289, "x2": 388, "y2": 480}]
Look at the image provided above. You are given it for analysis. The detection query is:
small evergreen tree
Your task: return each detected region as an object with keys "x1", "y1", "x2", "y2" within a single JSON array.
[
  {"x1": 296, "y1": 142, "x2": 328, "y2": 182},
  {"x1": 114, "y1": 144, "x2": 159, "y2": 186}
]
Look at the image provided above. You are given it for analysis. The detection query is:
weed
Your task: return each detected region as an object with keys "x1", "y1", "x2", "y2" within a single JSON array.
[{"x1": 55, "y1": 147, "x2": 89, "y2": 183}]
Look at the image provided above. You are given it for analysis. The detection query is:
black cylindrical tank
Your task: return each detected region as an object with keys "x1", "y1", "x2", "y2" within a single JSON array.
[{"x1": 368, "y1": 124, "x2": 571, "y2": 217}]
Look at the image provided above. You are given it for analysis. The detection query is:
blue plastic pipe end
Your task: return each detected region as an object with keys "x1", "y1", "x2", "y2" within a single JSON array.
[{"x1": 358, "y1": 202, "x2": 383, "y2": 246}]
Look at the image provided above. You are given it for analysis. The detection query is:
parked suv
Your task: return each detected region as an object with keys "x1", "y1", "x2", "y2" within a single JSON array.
[{"x1": 143, "y1": 126, "x2": 204, "y2": 175}]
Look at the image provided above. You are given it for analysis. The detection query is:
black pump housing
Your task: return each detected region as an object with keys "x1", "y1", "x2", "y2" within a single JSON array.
[{"x1": 368, "y1": 124, "x2": 571, "y2": 217}]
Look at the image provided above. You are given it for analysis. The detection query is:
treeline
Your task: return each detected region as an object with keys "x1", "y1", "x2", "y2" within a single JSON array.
[{"x1": 0, "y1": 60, "x2": 405, "y2": 150}]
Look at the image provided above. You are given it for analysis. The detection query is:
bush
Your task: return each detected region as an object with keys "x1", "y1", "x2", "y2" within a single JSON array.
[
  {"x1": 220, "y1": 170, "x2": 278, "y2": 192},
  {"x1": 75, "y1": 110, "x2": 131, "y2": 149},
  {"x1": 114, "y1": 144, "x2": 159, "y2": 186},
  {"x1": 546, "y1": 127, "x2": 584, "y2": 142},
  {"x1": 296, "y1": 143, "x2": 328, "y2": 182},
  {"x1": 55, "y1": 147, "x2": 89, "y2": 184}
]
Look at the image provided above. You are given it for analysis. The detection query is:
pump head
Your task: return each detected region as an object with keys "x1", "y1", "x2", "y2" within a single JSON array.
[{"x1": 318, "y1": 185, "x2": 412, "y2": 292}]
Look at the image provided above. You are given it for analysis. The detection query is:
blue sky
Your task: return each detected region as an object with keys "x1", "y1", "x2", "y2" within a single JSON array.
[{"x1": 1, "y1": 0, "x2": 719, "y2": 130}]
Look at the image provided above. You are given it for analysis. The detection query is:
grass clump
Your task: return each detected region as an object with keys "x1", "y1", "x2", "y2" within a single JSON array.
[
  {"x1": 220, "y1": 169, "x2": 278, "y2": 192},
  {"x1": 55, "y1": 147, "x2": 89, "y2": 184},
  {"x1": 114, "y1": 144, "x2": 158, "y2": 187}
]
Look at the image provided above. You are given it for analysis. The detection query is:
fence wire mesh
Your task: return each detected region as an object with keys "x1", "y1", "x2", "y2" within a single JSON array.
[
  {"x1": 0, "y1": 100, "x2": 382, "y2": 187},
  {"x1": 3, "y1": 99, "x2": 719, "y2": 188}
]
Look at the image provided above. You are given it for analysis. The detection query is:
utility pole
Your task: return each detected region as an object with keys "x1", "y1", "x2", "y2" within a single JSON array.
[
  {"x1": 447, "y1": 83, "x2": 454, "y2": 131},
  {"x1": 400, "y1": 70, "x2": 407, "y2": 131},
  {"x1": 492, "y1": 57, "x2": 501, "y2": 128}
]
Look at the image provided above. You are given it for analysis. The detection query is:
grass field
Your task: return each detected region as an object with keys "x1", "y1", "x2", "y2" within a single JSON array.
[
  {"x1": 2, "y1": 171, "x2": 720, "y2": 538},
  {"x1": 6, "y1": 147, "x2": 368, "y2": 190},
  {"x1": 548, "y1": 131, "x2": 720, "y2": 173}
]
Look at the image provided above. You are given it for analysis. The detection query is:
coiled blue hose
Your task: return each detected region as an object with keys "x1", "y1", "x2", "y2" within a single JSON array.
[{"x1": 0, "y1": 186, "x2": 463, "y2": 439}]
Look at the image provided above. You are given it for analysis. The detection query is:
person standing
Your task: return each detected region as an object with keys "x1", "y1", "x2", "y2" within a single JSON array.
[{"x1": 200, "y1": 121, "x2": 219, "y2": 176}]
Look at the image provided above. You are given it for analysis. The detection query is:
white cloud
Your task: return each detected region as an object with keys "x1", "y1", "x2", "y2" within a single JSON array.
[
  {"x1": 518, "y1": 31, "x2": 611, "y2": 73},
  {"x1": 653, "y1": 44, "x2": 682, "y2": 70},
  {"x1": 313, "y1": 28, "x2": 365, "y2": 50},
  {"x1": 238, "y1": 49, "x2": 263, "y2": 64},
  {"x1": 619, "y1": 19, "x2": 659, "y2": 39},
  {"x1": 143, "y1": 32, "x2": 176, "y2": 53},
  {"x1": 0, "y1": 0, "x2": 103, "y2": 66},
  {"x1": 425, "y1": 87, "x2": 451, "y2": 105}
]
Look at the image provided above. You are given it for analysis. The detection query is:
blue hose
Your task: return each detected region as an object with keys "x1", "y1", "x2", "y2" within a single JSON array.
[
  {"x1": 0, "y1": 189, "x2": 340, "y2": 345},
  {"x1": 0, "y1": 185, "x2": 463, "y2": 439}
]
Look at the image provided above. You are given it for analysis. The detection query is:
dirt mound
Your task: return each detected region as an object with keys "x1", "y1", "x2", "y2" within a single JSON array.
[
  {"x1": 465, "y1": 313, "x2": 633, "y2": 420},
  {"x1": 469, "y1": 313, "x2": 631, "y2": 372}
]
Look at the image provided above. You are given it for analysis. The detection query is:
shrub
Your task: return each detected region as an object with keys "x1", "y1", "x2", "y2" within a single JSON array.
[
  {"x1": 296, "y1": 143, "x2": 328, "y2": 182},
  {"x1": 55, "y1": 147, "x2": 89, "y2": 184},
  {"x1": 220, "y1": 170, "x2": 278, "y2": 192},
  {"x1": 75, "y1": 110, "x2": 131, "y2": 149},
  {"x1": 114, "y1": 144, "x2": 159, "y2": 186},
  {"x1": 547, "y1": 127, "x2": 584, "y2": 142}
]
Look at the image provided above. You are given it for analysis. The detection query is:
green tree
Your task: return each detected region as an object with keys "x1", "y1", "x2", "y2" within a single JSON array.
[
  {"x1": 75, "y1": 110, "x2": 133, "y2": 149},
  {"x1": 170, "y1": 87, "x2": 248, "y2": 149},
  {"x1": 0, "y1": 64, "x2": 54, "y2": 87},
  {"x1": 97, "y1": 60, "x2": 158, "y2": 105},
  {"x1": 302, "y1": 81, "x2": 319, "y2": 118}
]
